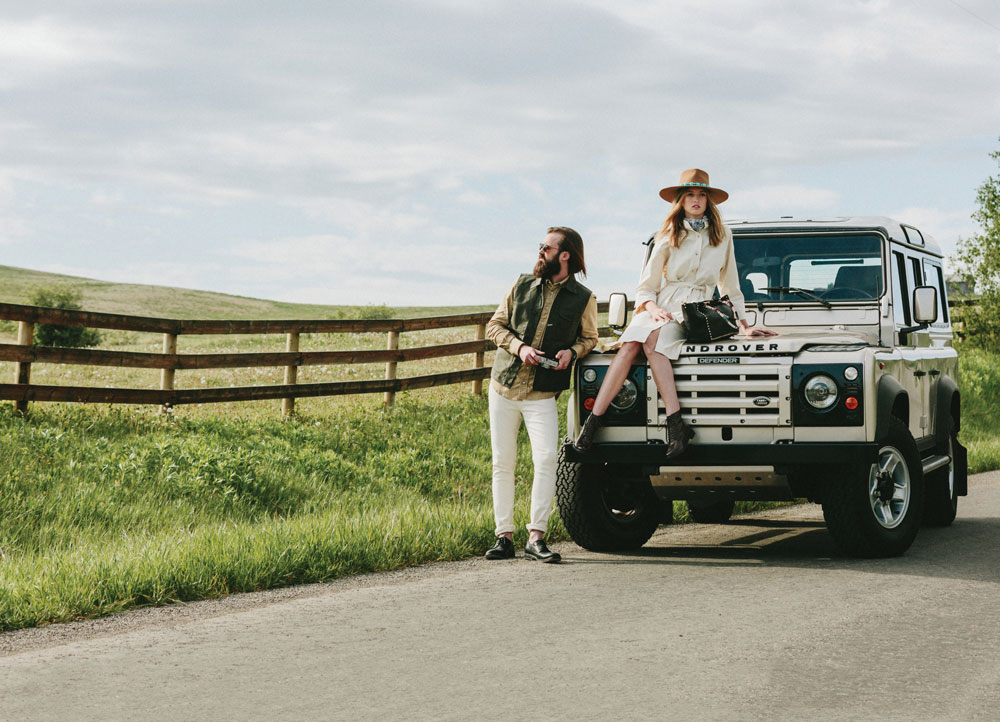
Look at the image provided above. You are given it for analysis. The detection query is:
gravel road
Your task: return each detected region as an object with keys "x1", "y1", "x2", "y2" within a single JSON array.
[{"x1": 3, "y1": 470, "x2": 999, "y2": 722}]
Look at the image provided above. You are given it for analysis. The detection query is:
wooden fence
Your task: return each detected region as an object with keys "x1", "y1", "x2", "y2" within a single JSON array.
[{"x1": 0, "y1": 301, "x2": 611, "y2": 416}]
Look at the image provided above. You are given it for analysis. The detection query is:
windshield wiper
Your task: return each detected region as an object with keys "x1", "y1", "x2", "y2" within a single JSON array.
[{"x1": 763, "y1": 286, "x2": 833, "y2": 309}]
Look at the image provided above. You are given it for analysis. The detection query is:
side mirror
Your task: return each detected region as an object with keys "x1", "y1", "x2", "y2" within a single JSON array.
[
  {"x1": 912, "y1": 285, "x2": 938, "y2": 324},
  {"x1": 608, "y1": 293, "x2": 628, "y2": 334}
]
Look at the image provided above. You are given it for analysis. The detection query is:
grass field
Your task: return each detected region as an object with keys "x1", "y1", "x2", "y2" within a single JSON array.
[{"x1": 0, "y1": 267, "x2": 997, "y2": 631}]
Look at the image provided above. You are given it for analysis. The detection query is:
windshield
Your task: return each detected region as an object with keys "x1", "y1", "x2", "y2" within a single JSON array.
[{"x1": 732, "y1": 233, "x2": 883, "y2": 303}]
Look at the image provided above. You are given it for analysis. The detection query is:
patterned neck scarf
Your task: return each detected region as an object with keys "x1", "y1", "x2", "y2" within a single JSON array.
[{"x1": 686, "y1": 217, "x2": 709, "y2": 232}]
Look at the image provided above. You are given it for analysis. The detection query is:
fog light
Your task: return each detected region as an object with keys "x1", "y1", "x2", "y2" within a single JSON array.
[{"x1": 845, "y1": 396, "x2": 859, "y2": 410}]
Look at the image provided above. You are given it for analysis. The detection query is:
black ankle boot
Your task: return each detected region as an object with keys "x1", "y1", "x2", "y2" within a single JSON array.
[
  {"x1": 572, "y1": 413, "x2": 604, "y2": 452},
  {"x1": 664, "y1": 411, "x2": 694, "y2": 458}
]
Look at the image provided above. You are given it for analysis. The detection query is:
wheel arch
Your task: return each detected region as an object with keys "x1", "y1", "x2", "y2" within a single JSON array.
[
  {"x1": 934, "y1": 375, "x2": 960, "y2": 444},
  {"x1": 932, "y1": 376, "x2": 967, "y2": 498},
  {"x1": 875, "y1": 374, "x2": 908, "y2": 443}
]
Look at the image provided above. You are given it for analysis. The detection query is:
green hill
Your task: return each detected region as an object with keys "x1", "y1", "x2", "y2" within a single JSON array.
[{"x1": 0, "y1": 264, "x2": 491, "y2": 320}]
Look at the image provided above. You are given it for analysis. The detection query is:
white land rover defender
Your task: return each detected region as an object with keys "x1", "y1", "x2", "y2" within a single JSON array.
[{"x1": 559, "y1": 216, "x2": 966, "y2": 558}]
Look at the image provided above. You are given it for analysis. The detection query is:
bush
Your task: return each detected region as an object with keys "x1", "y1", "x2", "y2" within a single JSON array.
[
  {"x1": 950, "y1": 301, "x2": 999, "y2": 353},
  {"x1": 29, "y1": 288, "x2": 102, "y2": 348}
]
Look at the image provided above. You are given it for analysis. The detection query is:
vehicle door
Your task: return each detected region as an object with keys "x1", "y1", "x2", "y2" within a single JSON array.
[
  {"x1": 889, "y1": 247, "x2": 929, "y2": 441},
  {"x1": 921, "y1": 257, "x2": 954, "y2": 438}
]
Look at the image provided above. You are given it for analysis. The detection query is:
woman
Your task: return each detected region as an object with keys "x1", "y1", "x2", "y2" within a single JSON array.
[{"x1": 573, "y1": 169, "x2": 776, "y2": 456}]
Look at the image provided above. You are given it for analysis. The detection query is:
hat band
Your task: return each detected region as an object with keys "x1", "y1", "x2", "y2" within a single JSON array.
[{"x1": 682, "y1": 182, "x2": 709, "y2": 187}]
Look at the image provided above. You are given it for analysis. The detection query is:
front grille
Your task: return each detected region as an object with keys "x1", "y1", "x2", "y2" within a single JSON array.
[{"x1": 667, "y1": 362, "x2": 792, "y2": 427}]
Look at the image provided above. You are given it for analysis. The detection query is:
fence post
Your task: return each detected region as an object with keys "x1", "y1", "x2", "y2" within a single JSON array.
[
  {"x1": 473, "y1": 322, "x2": 486, "y2": 396},
  {"x1": 282, "y1": 332, "x2": 300, "y2": 417},
  {"x1": 384, "y1": 330, "x2": 399, "y2": 407},
  {"x1": 14, "y1": 321, "x2": 34, "y2": 415},
  {"x1": 161, "y1": 333, "x2": 177, "y2": 413}
]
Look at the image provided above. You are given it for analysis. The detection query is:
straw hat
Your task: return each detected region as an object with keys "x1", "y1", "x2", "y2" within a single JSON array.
[{"x1": 658, "y1": 168, "x2": 729, "y2": 204}]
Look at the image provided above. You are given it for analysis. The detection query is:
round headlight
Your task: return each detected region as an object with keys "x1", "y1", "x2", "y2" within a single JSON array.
[
  {"x1": 804, "y1": 374, "x2": 838, "y2": 409},
  {"x1": 844, "y1": 367, "x2": 859, "y2": 381},
  {"x1": 610, "y1": 379, "x2": 638, "y2": 411},
  {"x1": 582, "y1": 368, "x2": 598, "y2": 383}
]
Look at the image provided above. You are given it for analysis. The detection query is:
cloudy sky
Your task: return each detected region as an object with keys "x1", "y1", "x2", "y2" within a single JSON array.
[{"x1": 2, "y1": 0, "x2": 999, "y2": 308}]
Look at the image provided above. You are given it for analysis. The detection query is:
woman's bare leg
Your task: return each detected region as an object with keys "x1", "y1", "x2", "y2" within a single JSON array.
[
  {"x1": 643, "y1": 328, "x2": 680, "y2": 415},
  {"x1": 590, "y1": 341, "x2": 640, "y2": 416}
]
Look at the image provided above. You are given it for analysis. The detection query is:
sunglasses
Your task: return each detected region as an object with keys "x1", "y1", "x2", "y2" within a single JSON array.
[{"x1": 538, "y1": 243, "x2": 561, "y2": 254}]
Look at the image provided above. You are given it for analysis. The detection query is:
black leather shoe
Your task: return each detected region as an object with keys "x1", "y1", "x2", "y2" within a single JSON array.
[
  {"x1": 664, "y1": 411, "x2": 695, "y2": 459},
  {"x1": 524, "y1": 539, "x2": 561, "y2": 563},
  {"x1": 572, "y1": 413, "x2": 604, "y2": 453},
  {"x1": 485, "y1": 536, "x2": 515, "y2": 560}
]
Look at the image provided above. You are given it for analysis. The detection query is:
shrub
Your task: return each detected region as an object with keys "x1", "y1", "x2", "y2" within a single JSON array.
[
  {"x1": 950, "y1": 301, "x2": 999, "y2": 353},
  {"x1": 355, "y1": 304, "x2": 394, "y2": 320},
  {"x1": 29, "y1": 288, "x2": 102, "y2": 348}
]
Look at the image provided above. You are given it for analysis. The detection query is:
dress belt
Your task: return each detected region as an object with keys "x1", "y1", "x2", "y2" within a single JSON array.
[{"x1": 662, "y1": 280, "x2": 711, "y2": 293}]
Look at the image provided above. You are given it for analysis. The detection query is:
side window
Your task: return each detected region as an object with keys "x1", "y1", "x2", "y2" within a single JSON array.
[
  {"x1": 901, "y1": 225, "x2": 925, "y2": 246},
  {"x1": 892, "y1": 250, "x2": 910, "y2": 325},
  {"x1": 910, "y1": 257, "x2": 923, "y2": 285},
  {"x1": 746, "y1": 272, "x2": 768, "y2": 293},
  {"x1": 923, "y1": 260, "x2": 949, "y2": 323}
]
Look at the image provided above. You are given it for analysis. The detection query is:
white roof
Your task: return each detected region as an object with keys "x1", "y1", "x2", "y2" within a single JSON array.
[{"x1": 727, "y1": 215, "x2": 942, "y2": 256}]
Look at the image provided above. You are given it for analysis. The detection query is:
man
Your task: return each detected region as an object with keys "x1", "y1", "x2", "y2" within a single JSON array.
[{"x1": 484, "y1": 226, "x2": 599, "y2": 562}]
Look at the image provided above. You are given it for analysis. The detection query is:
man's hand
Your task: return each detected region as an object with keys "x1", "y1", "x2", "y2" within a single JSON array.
[
  {"x1": 518, "y1": 345, "x2": 545, "y2": 366},
  {"x1": 554, "y1": 349, "x2": 574, "y2": 371}
]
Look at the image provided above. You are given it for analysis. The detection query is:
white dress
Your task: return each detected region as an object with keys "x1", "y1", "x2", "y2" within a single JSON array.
[{"x1": 614, "y1": 219, "x2": 747, "y2": 360}]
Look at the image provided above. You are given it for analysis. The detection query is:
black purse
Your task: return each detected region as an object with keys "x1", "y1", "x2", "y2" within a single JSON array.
[{"x1": 682, "y1": 295, "x2": 739, "y2": 343}]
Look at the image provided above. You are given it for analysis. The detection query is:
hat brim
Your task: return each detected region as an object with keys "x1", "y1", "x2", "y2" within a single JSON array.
[{"x1": 659, "y1": 184, "x2": 729, "y2": 204}]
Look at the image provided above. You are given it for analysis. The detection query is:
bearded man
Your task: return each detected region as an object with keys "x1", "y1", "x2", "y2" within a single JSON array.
[{"x1": 484, "y1": 227, "x2": 599, "y2": 562}]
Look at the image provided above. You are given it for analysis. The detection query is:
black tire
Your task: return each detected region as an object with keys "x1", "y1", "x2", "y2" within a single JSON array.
[
  {"x1": 923, "y1": 417, "x2": 959, "y2": 527},
  {"x1": 686, "y1": 499, "x2": 736, "y2": 524},
  {"x1": 555, "y1": 443, "x2": 660, "y2": 551},
  {"x1": 821, "y1": 416, "x2": 925, "y2": 558}
]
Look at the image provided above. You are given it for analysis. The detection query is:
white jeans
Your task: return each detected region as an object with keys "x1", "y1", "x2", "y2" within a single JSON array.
[{"x1": 489, "y1": 387, "x2": 559, "y2": 536}]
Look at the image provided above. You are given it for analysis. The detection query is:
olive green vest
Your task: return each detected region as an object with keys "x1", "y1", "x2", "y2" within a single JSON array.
[{"x1": 491, "y1": 274, "x2": 593, "y2": 392}]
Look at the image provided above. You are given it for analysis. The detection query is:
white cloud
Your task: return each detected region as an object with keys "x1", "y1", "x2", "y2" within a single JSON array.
[
  {"x1": 0, "y1": 216, "x2": 29, "y2": 246},
  {"x1": 89, "y1": 189, "x2": 124, "y2": 207},
  {"x1": 729, "y1": 185, "x2": 841, "y2": 216},
  {"x1": 0, "y1": 1, "x2": 998, "y2": 306},
  {"x1": 457, "y1": 190, "x2": 490, "y2": 206},
  {"x1": 889, "y1": 206, "x2": 978, "y2": 262},
  {"x1": 0, "y1": 17, "x2": 126, "y2": 66}
]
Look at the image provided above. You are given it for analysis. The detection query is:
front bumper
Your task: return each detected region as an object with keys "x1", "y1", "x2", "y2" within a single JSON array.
[{"x1": 562, "y1": 441, "x2": 879, "y2": 467}]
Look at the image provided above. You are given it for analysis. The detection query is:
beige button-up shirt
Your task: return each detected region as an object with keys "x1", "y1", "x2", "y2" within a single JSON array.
[
  {"x1": 487, "y1": 276, "x2": 599, "y2": 401},
  {"x1": 634, "y1": 221, "x2": 747, "y2": 321}
]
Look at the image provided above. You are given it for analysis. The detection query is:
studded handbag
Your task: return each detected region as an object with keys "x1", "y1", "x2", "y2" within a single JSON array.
[{"x1": 682, "y1": 295, "x2": 739, "y2": 343}]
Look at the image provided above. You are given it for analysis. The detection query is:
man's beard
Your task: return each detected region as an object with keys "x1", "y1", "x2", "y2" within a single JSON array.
[{"x1": 533, "y1": 255, "x2": 561, "y2": 279}]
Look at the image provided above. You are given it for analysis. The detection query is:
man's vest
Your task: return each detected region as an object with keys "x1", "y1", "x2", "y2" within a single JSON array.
[{"x1": 491, "y1": 273, "x2": 593, "y2": 392}]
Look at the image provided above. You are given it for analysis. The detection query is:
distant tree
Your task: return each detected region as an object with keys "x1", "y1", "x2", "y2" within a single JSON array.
[
  {"x1": 29, "y1": 287, "x2": 102, "y2": 348},
  {"x1": 953, "y1": 141, "x2": 1000, "y2": 351}
]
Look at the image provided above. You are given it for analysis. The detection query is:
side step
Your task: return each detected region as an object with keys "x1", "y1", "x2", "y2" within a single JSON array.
[{"x1": 921, "y1": 454, "x2": 950, "y2": 475}]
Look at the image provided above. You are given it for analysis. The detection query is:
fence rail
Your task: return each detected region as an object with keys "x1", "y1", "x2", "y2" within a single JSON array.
[
  {"x1": 7, "y1": 295, "x2": 969, "y2": 415},
  {"x1": 0, "y1": 300, "x2": 611, "y2": 415}
]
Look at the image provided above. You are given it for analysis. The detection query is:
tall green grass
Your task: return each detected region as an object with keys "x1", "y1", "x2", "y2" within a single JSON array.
[
  {"x1": 1, "y1": 350, "x2": 997, "y2": 631},
  {"x1": 0, "y1": 395, "x2": 528, "y2": 629},
  {"x1": 957, "y1": 347, "x2": 1000, "y2": 474}
]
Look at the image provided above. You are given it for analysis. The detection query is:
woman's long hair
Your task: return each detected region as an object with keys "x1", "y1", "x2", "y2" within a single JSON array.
[{"x1": 655, "y1": 191, "x2": 726, "y2": 248}]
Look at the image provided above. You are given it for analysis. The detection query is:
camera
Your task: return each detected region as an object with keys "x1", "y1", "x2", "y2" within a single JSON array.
[{"x1": 536, "y1": 356, "x2": 559, "y2": 370}]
